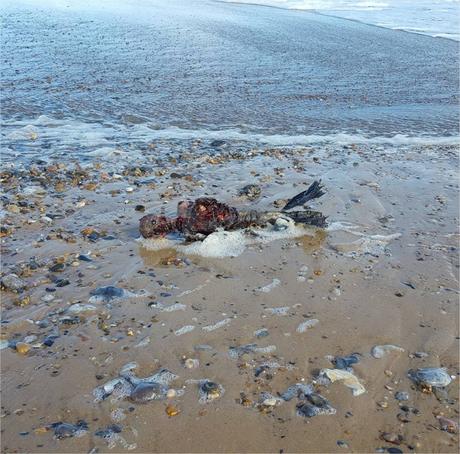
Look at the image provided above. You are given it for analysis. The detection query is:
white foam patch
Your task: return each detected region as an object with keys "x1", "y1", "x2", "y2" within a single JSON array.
[
  {"x1": 140, "y1": 219, "x2": 313, "y2": 258},
  {"x1": 174, "y1": 325, "x2": 195, "y2": 336},
  {"x1": 202, "y1": 318, "x2": 232, "y2": 332},
  {"x1": 256, "y1": 278, "x2": 281, "y2": 293},
  {"x1": 296, "y1": 318, "x2": 319, "y2": 332}
]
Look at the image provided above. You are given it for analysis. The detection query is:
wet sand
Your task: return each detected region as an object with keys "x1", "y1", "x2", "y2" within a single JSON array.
[{"x1": 1, "y1": 141, "x2": 459, "y2": 453}]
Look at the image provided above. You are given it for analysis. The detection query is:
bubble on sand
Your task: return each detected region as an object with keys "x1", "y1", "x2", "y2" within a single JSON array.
[
  {"x1": 140, "y1": 220, "x2": 313, "y2": 258},
  {"x1": 256, "y1": 278, "x2": 281, "y2": 293},
  {"x1": 202, "y1": 318, "x2": 232, "y2": 332},
  {"x1": 174, "y1": 325, "x2": 195, "y2": 336},
  {"x1": 264, "y1": 306, "x2": 290, "y2": 316},
  {"x1": 296, "y1": 319, "x2": 319, "y2": 333},
  {"x1": 228, "y1": 344, "x2": 277, "y2": 359}
]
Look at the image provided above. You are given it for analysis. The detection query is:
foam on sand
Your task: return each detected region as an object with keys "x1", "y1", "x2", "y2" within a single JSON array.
[{"x1": 140, "y1": 217, "x2": 314, "y2": 258}]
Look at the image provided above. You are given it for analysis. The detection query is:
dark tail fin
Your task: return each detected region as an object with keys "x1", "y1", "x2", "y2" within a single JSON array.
[
  {"x1": 287, "y1": 210, "x2": 328, "y2": 228},
  {"x1": 282, "y1": 180, "x2": 325, "y2": 211}
]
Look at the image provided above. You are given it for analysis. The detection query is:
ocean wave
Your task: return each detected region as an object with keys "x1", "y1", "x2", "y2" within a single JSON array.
[
  {"x1": 2, "y1": 116, "x2": 459, "y2": 152},
  {"x1": 221, "y1": 0, "x2": 460, "y2": 40}
]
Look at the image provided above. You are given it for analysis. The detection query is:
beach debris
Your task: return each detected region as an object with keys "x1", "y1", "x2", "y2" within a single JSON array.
[
  {"x1": 296, "y1": 318, "x2": 319, "y2": 333},
  {"x1": 174, "y1": 325, "x2": 195, "y2": 336},
  {"x1": 238, "y1": 184, "x2": 262, "y2": 201},
  {"x1": 408, "y1": 367, "x2": 452, "y2": 390},
  {"x1": 48, "y1": 420, "x2": 88, "y2": 439},
  {"x1": 332, "y1": 354, "x2": 360, "y2": 370},
  {"x1": 371, "y1": 344, "x2": 404, "y2": 359},
  {"x1": 139, "y1": 180, "x2": 327, "y2": 239},
  {"x1": 319, "y1": 369, "x2": 366, "y2": 396},
  {"x1": 296, "y1": 393, "x2": 336, "y2": 418},
  {"x1": 202, "y1": 318, "x2": 231, "y2": 332},
  {"x1": 256, "y1": 278, "x2": 281, "y2": 293},
  {"x1": 228, "y1": 344, "x2": 276, "y2": 359}
]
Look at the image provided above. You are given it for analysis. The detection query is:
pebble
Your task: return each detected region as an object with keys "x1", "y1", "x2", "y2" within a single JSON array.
[
  {"x1": 184, "y1": 358, "x2": 199, "y2": 369},
  {"x1": 394, "y1": 391, "x2": 409, "y2": 401},
  {"x1": 67, "y1": 303, "x2": 97, "y2": 314},
  {"x1": 333, "y1": 354, "x2": 359, "y2": 370},
  {"x1": 15, "y1": 342, "x2": 31, "y2": 355},
  {"x1": 380, "y1": 432, "x2": 403, "y2": 445},
  {"x1": 408, "y1": 367, "x2": 452, "y2": 388},
  {"x1": 0, "y1": 340, "x2": 9, "y2": 350},
  {"x1": 254, "y1": 328, "x2": 269, "y2": 338},
  {"x1": 1, "y1": 274, "x2": 27, "y2": 292},
  {"x1": 165, "y1": 405, "x2": 180, "y2": 417},
  {"x1": 437, "y1": 415, "x2": 459, "y2": 434},
  {"x1": 49, "y1": 263, "x2": 65, "y2": 273}
]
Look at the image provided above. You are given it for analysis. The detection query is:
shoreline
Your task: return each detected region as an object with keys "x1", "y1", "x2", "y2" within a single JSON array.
[{"x1": 1, "y1": 140, "x2": 458, "y2": 453}]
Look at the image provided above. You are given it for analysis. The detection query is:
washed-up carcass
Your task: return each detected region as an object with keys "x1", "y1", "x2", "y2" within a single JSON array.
[{"x1": 139, "y1": 180, "x2": 327, "y2": 240}]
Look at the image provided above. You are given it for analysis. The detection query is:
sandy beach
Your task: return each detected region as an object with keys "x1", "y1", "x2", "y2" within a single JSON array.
[{"x1": 1, "y1": 1, "x2": 459, "y2": 453}]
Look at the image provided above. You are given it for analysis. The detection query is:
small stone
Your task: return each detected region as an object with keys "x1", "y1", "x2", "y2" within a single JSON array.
[
  {"x1": 238, "y1": 184, "x2": 262, "y2": 201},
  {"x1": 395, "y1": 391, "x2": 409, "y2": 401},
  {"x1": 135, "y1": 205, "x2": 145, "y2": 212},
  {"x1": 49, "y1": 263, "x2": 65, "y2": 273},
  {"x1": 16, "y1": 342, "x2": 31, "y2": 355},
  {"x1": 378, "y1": 401, "x2": 388, "y2": 409},
  {"x1": 166, "y1": 389, "x2": 177, "y2": 399},
  {"x1": 1, "y1": 274, "x2": 27, "y2": 292},
  {"x1": 165, "y1": 405, "x2": 180, "y2": 417},
  {"x1": 381, "y1": 432, "x2": 403, "y2": 445},
  {"x1": 14, "y1": 296, "x2": 30, "y2": 307},
  {"x1": 437, "y1": 415, "x2": 459, "y2": 434},
  {"x1": 184, "y1": 358, "x2": 199, "y2": 369}
]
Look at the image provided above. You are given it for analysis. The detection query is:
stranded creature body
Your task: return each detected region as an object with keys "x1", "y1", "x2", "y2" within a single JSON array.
[{"x1": 139, "y1": 180, "x2": 326, "y2": 240}]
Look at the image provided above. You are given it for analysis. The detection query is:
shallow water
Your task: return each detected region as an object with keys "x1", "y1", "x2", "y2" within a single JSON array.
[
  {"x1": 1, "y1": 0, "x2": 459, "y2": 164},
  {"x1": 223, "y1": 0, "x2": 460, "y2": 40}
]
